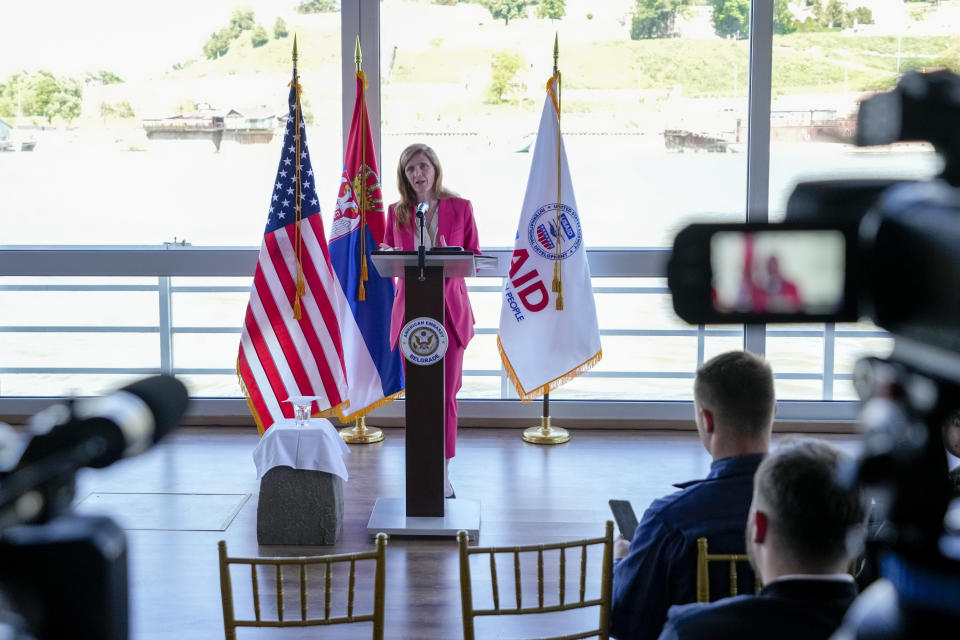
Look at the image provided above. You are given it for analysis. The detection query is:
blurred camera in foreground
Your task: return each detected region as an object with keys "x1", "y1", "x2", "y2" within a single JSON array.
[
  {"x1": 668, "y1": 69, "x2": 960, "y2": 638},
  {"x1": 0, "y1": 375, "x2": 189, "y2": 640}
]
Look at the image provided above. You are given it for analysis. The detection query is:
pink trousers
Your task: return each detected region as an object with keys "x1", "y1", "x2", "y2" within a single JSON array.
[{"x1": 443, "y1": 327, "x2": 466, "y2": 459}]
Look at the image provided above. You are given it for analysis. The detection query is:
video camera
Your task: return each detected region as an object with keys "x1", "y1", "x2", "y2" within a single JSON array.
[
  {"x1": 0, "y1": 375, "x2": 189, "y2": 640},
  {"x1": 668, "y1": 69, "x2": 960, "y2": 638}
]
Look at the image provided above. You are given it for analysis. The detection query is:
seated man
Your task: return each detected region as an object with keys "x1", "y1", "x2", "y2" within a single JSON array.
[
  {"x1": 658, "y1": 438, "x2": 866, "y2": 640},
  {"x1": 611, "y1": 350, "x2": 775, "y2": 640}
]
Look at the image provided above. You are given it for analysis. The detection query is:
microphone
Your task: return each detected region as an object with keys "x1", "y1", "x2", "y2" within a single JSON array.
[
  {"x1": 416, "y1": 201, "x2": 428, "y2": 281},
  {"x1": 15, "y1": 375, "x2": 189, "y2": 471},
  {"x1": 1, "y1": 375, "x2": 189, "y2": 526}
]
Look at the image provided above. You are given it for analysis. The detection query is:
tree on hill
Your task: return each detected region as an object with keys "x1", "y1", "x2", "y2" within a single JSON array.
[
  {"x1": 843, "y1": 5, "x2": 874, "y2": 27},
  {"x1": 296, "y1": 0, "x2": 337, "y2": 13},
  {"x1": 536, "y1": 0, "x2": 566, "y2": 21},
  {"x1": 802, "y1": 0, "x2": 872, "y2": 31},
  {"x1": 710, "y1": 0, "x2": 749, "y2": 39},
  {"x1": 202, "y1": 8, "x2": 259, "y2": 59},
  {"x1": 486, "y1": 50, "x2": 524, "y2": 102},
  {"x1": 274, "y1": 17, "x2": 289, "y2": 39},
  {"x1": 43, "y1": 91, "x2": 81, "y2": 124},
  {"x1": 824, "y1": 0, "x2": 845, "y2": 28},
  {"x1": 773, "y1": 0, "x2": 798, "y2": 34},
  {"x1": 228, "y1": 8, "x2": 256, "y2": 37},
  {"x1": 86, "y1": 70, "x2": 124, "y2": 85},
  {"x1": 203, "y1": 29, "x2": 233, "y2": 59},
  {"x1": 251, "y1": 25, "x2": 269, "y2": 48},
  {"x1": 480, "y1": 0, "x2": 529, "y2": 25},
  {"x1": 631, "y1": 0, "x2": 691, "y2": 40},
  {"x1": 3, "y1": 71, "x2": 83, "y2": 123},
  {"x1": 100, "y1": 100, "x2": 135, "y2": 120}
]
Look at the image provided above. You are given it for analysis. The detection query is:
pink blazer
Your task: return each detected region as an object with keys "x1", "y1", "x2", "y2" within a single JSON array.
[{"x1": 383, "y1": 197, "x2": 481, "y2": 350}]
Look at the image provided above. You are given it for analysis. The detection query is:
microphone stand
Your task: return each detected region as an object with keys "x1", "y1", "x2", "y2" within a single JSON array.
[{"x1": 417, "y1": 209, "x2": 426, "y2": 282}]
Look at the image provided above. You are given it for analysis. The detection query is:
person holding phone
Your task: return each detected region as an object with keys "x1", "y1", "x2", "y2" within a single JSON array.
[
  {"x1": 611, "y1": 351, "x2": 776, "y2": 640},
  {"x1": 382, "y1": 143, "x2": 481, "y2": 499}
]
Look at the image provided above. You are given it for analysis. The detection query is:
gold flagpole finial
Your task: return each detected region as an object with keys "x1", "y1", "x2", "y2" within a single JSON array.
[
  {"x1": 293, "y1": 34, "x2": 299, "y2": 70},
  {"x1": 355, "y1": 35, "x2": 362, "y2": 73},
  {"x1": 553, "y1": 32, "x2": 559, "y2": 75}
]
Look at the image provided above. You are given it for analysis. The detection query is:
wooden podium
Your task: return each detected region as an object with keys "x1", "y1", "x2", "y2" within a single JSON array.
[{"x1": 365, "y1": 250, "x2": 481, "y2": 539}]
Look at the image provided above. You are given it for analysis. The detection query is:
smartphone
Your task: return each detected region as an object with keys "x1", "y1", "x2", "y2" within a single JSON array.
[{"x1": 609, "y1": 499, "x2": 639, "y2": 540}]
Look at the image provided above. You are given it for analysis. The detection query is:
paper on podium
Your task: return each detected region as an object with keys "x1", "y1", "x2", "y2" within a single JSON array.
[{"x1": 473, "y1": 254, "x2": 498, "y2": 272}]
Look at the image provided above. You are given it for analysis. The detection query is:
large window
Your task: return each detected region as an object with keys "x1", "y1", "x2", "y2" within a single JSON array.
[
  {"x1": 379, "y1": 0, "x2": 750, "y2": 249},
  {"x1": 762, "y1": 0, "x2": 957, "y2": 399},
  {"x1": 5, "y1": 1, "x2": 946, "y2": 419},
  {"x1": 378, "y1": 0, "x2": 752, "y2": 402},
  {"x1": 0, "y1": 0, "x2": 342, "y2": 247}
]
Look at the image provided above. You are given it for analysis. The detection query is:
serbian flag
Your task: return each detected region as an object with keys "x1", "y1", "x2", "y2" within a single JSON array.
[
  {"x1": 497, "y1": 73, "x2": 602, "y2": 401},
  {"x1": 328, "y1": 68, "x2": 404, "y2": 421},
  {"x1": 237, "y1": 65, "x2": 349, "y2": 433}
]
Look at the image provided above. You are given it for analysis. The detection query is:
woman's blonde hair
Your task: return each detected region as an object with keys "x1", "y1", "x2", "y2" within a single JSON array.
[{"x1": 394, "y1": 143, "x2": 456, "y2": 226}]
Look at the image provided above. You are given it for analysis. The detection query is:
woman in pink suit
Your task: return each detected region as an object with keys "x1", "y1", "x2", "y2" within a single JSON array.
[{"x1": 381, "y1": 143, "x2": 480, "y2": 499}]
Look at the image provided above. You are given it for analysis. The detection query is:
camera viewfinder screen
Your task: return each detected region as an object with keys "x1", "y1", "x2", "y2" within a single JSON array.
[{"x1": 710, "y1": 230, "x2": 846, "y2": 315}]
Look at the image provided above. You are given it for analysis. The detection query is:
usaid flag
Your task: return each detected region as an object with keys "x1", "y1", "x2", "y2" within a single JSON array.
[{"x1": 497, "y1": 73, "x2": 602, "y2": 401}]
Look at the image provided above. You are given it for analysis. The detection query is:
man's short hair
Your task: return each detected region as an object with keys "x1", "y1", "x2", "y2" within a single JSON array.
[
  {"x1": 755, "y1": 438, "x2": 866, "y2": 570},
  {"x1": 694, "y1": 350, "x2": 775, "y2": 435}
]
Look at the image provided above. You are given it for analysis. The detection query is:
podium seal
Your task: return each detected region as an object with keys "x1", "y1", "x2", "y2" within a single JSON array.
[{"x1": 400, "y1": 317, "x2": 448, "y2": 366}]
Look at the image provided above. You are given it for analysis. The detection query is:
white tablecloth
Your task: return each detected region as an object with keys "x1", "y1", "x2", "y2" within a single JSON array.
[{"x1": 252, "y1": 418, "x2": 350, "y2": 482}]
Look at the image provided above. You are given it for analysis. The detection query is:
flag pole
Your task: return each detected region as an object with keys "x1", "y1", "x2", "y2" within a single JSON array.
[
  {"x1": 355, "y1": 35, "x2": 369, "y2": 302},
  {"x1": 338, "y1": 34, "x2": 384, "y2": 445},
  {"x1": 290, "y1": 35, "x2": 307, "y2": 321},
  {"x1": 522, "y1": 33, "x2": 570, "y2": 446},
  {"x1": 340, "y1": 413, "x2": 384, "y2": 444}
]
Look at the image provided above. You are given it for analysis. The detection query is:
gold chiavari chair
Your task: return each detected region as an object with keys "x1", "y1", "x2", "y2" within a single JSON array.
[
  {"x1": 695, "y1": 536, "x2": 761, "y2": 603},
  {"x1": 458, "y1": 521, "x2": 614, "y2": 640},
  {"x1": 217, "y1": 533, "x2": 387, "y2": 640}
]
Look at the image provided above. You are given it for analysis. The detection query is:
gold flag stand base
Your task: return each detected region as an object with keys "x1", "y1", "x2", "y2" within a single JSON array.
[
  {"x1": 339, "y1": 416, "x2": 384, "y2": 444},
  {"x1": 521, "y1": 416, "x2": 570, "y2": 445}
]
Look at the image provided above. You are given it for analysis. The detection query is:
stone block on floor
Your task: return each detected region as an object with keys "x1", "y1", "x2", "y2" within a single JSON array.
[{"x1": 256, "y1": 465, "x2": 343, "y2": 545}]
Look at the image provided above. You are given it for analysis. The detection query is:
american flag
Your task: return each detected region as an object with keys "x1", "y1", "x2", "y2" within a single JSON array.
[{"x1": 237, "y1": 69, "x2": 349, "y2": 433}]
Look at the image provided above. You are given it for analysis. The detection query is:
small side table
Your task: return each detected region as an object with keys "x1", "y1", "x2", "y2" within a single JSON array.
[{"x1": 252, "y1": 418, "x2": 350, "y2": 545}]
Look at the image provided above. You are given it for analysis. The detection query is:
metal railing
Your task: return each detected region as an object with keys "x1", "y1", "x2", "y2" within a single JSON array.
[{"x1": 0, "y1": 246, "x2": 869, "y2": 423}]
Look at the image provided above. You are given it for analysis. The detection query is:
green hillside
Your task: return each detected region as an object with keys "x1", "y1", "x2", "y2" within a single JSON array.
[
  {"x1": 166, "y1": 15, "x2": 340, "y2": 78},
  {"x1": 386, "y1": 34, "x2": 958, "y2": 97}
]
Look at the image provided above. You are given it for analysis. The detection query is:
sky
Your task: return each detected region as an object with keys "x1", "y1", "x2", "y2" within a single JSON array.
[{"x1": 0, "y1": 0, "x2": 291, "y2": 80}]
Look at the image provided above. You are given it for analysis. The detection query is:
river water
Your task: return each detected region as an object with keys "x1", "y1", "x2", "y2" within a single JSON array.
[{"x1": 0, "y1": 132, "x2": 940, "y2": 401}]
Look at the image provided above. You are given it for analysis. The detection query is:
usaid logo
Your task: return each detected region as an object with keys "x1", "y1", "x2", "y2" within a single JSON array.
[
  {"x1": 527, "y1": 203, "x2": 582, "y2": 260},
  {"x1": 400, "y1": 317, "x2": 448, "y2": 366}
]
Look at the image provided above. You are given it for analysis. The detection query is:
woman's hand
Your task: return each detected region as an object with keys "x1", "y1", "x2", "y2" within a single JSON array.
[{"x1": 378, "y1": 242, "x2": 401, "y2": 251}]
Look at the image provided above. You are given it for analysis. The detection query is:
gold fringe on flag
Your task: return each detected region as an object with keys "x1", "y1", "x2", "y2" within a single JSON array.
[
  {"x1": 336, "y1": 389, "x2": 405, "y2": 423},
  {"x1": 237, "y1": 358, "x2": 267, "y2": 435},
  {"x1": 313, "y1": 398, "x2": 351, "y2": 420},
  {"x1": 497, "y1": 335, "x2": 602, "y2": 402}
]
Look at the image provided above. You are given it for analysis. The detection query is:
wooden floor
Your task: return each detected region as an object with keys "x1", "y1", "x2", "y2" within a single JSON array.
[{"x1": 70, "y1": 426, "x2": 856, "y2": 640}]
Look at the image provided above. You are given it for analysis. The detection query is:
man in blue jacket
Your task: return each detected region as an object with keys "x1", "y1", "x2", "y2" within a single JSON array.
[
  {"x1": 610, "y1": 350, "x2": 775, "y2": 640},
  {"x1": 657, "y1": 438, "x2": 865, "y2": 640}
]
